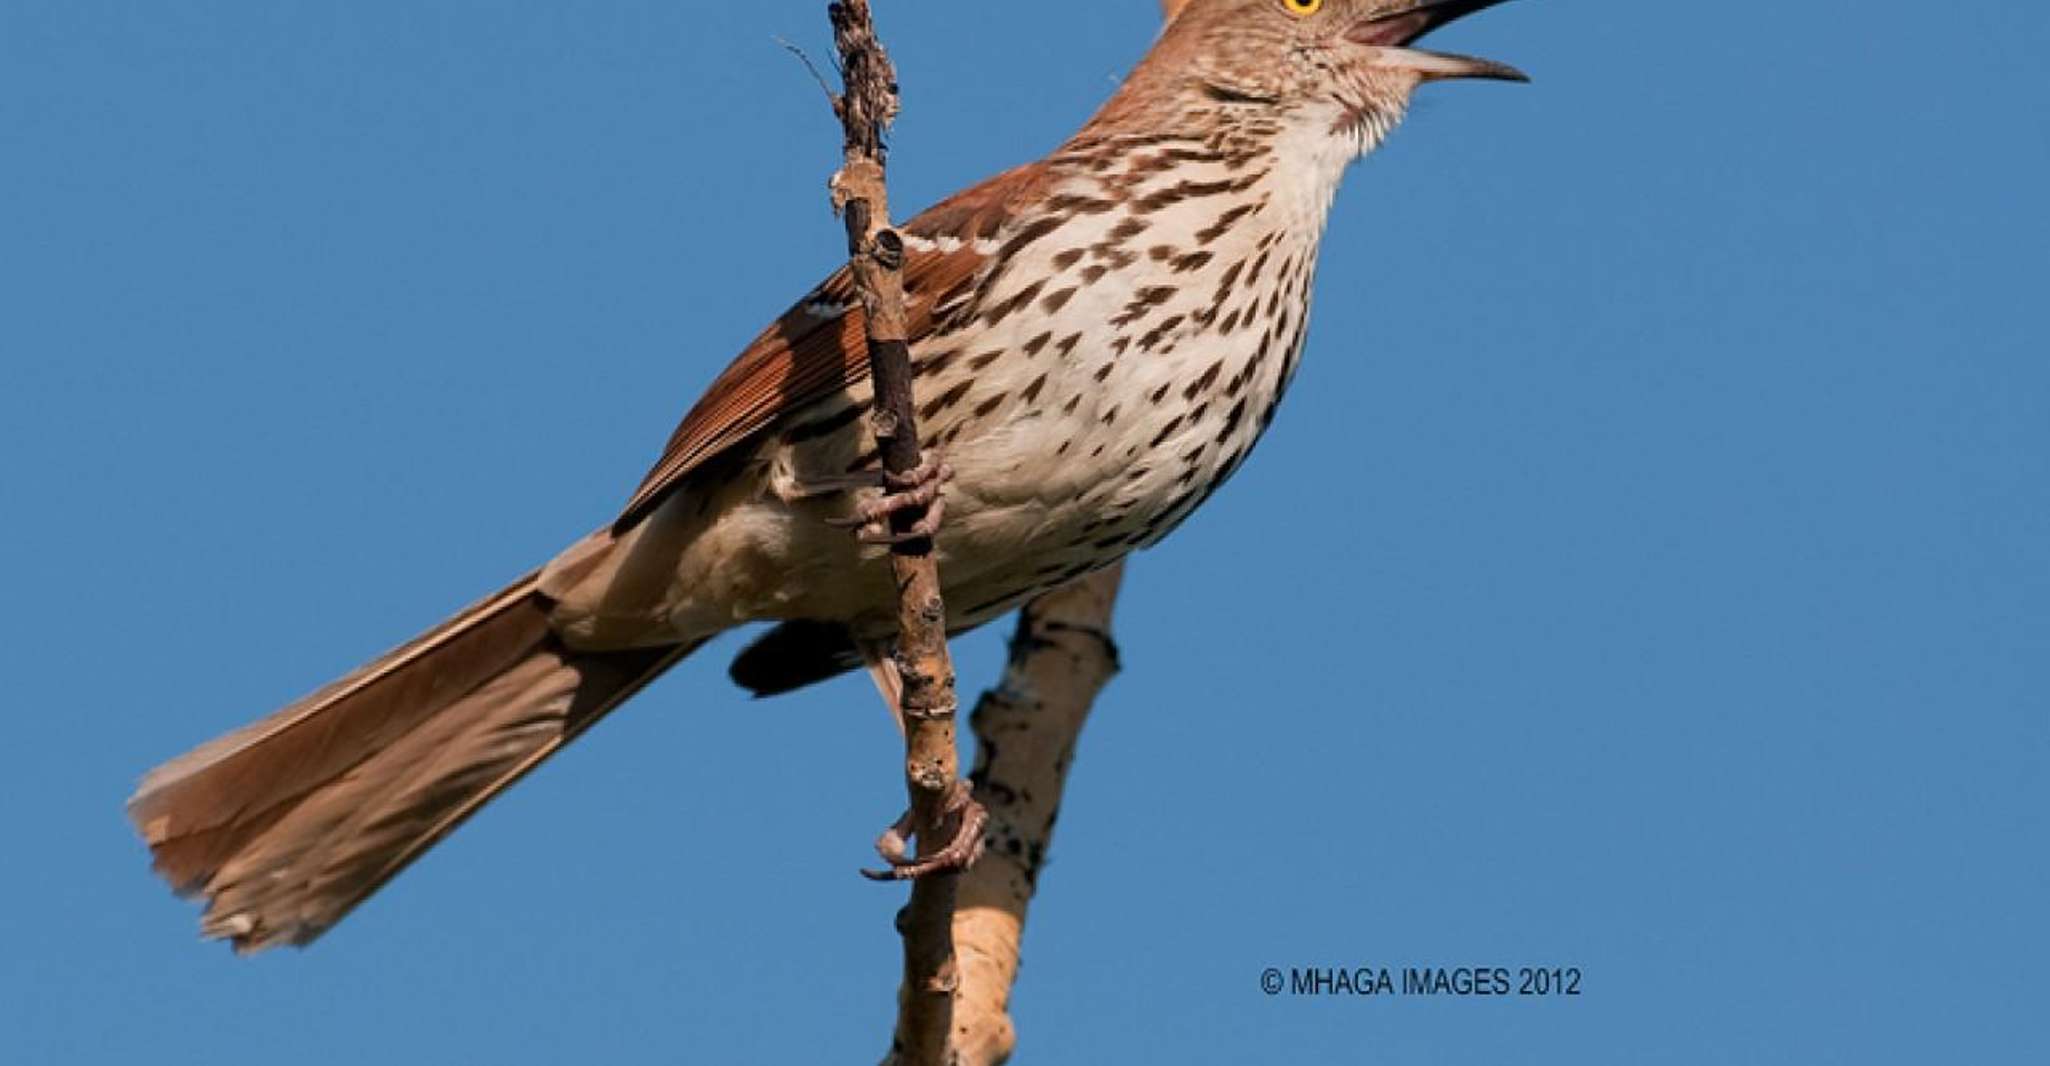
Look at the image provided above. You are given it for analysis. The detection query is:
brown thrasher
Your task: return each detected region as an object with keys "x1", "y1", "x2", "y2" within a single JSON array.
[{"x1": 129, "y1": 0, "x2": 1526, "y2": 952}]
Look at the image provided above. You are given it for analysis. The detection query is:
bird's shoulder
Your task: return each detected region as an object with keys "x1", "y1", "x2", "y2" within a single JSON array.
[{"x1": 611, "y1": 163, "x2": 1055, "y2": 531}]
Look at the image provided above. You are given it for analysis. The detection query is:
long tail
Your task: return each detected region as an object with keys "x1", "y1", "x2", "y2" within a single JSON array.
[{"x1": 127, "y1": 567, "x2": 694, "y2": 953}]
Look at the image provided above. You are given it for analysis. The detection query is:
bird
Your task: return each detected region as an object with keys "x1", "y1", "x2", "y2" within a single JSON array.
[{"x1": 128, "y1": 0, "x2": 1528, "y2": 953}]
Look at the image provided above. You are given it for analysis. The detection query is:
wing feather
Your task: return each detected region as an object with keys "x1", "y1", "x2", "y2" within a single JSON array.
[{"x1": 612, "y1": 165, "x2": 1045, "y2": 531}]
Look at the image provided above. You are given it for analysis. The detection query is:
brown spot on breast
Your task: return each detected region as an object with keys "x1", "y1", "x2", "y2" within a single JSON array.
[
  {"x1": 1246, "y1": 251, "x2": 1271, "y2": 287},
  {"x1": 1137, "y1": 314, "x2": 1185, "y2": 353},
  {"x1": 1108, "y1": 218, "x2": 1150, "y2": 242},
  {"x1": 1093, "y1": 248, "x2": 1138, "y2": 270},
  {"x1": 915, "y1": 349, "x2": 961, "y2": 378},
  {"x1": 983, "y1": 278, "x2": 1049, "y2": 326},
  {"x1": 1196, "y1": 204, "x2": 1260, "y2": 245},
  {"x1": 1211, "y1": 260, "x2": 1244, "y2": 307},
  {"x1": 1112, "y1": 286, "x2": 1177, "y2": 328},
  {"x1": 1045, "y1": 194, "x2": 1118, "y2": 215},
  {"x1": 1134, "y1": 178, "x2": 1235, "y2": 214},
  {"x1": 1216, "y1": 398, "x2": 1247, "y2": 442},
  {"x1": 1041, "y1": 287, "x2": 1078, "y2": 314},
  {"x1": 996, "y1": 215, "x2": 1067, "y2": 263},
  {"x1": 919, "y1": 380, "x2": 972, "y2": 421}
]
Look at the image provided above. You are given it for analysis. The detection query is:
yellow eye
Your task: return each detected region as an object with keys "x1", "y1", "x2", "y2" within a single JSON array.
[{"x1": 1283, "y1": 0, "x2": 1324, "y2": 15}]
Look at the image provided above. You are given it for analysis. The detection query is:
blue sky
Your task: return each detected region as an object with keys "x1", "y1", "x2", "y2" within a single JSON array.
[{"x1": 2, "y1": 1, "x2": 2044, "y2": 1062}]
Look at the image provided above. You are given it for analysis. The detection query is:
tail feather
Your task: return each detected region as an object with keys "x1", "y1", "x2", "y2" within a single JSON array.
[{"x1": 128, "y1": 567, "x2": 693, "y2": 952}]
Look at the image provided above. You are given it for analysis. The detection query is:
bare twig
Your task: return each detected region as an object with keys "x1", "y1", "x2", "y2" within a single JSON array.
[
  {"x1": 951, "y1": 564, "x2": 1126, "y2": 1065},
  {"x1": 774, "y1": 36, "x2": 839, "y2": 107},
  {"x1": 820, "y1": 3, "x2": 971, "y2": 1064}
]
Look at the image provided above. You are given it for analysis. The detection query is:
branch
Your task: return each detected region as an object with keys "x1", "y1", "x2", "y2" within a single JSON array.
[
  {"x1": 943, "y1": 7, "x2": 1163, "y2": 1054},
  {"x1": 951, "y1": 564, "x2": 1125, "y2": 1065},
  {"x1": 825, "y1": 3, "x2": 1140, "y2": 1061},
  {"x1": 820, "y1": 4, "x2": 972, "y2": 1064}
]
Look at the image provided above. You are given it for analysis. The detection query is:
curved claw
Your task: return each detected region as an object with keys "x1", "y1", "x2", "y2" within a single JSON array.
[
  {"x1": 859, "y1": 782, "x2": 989, "y2": 881},
  {"x1": 855, "y1": 497, "x2": 946, "y2": 545},
  {"x1": 872, "y1": 811, "x2": 916, "y2": 867},
  {"x1": 824, "y1": 455, "x2": 954, "y2": 542}
]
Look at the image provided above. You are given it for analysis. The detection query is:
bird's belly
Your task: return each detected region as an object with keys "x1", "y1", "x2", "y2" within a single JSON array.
[
  {"x1": 558, "y1": 345, "x2": 1300, "y2": 647},
  {"x1": 918, "y1": 340, "x2": 1306, "y2": 620},
  {"x1": 624, "y1": 223, "x2": 1319, "y2": 636}
]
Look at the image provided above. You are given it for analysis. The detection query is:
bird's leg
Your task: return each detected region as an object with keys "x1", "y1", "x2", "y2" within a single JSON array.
[
  {"x1": 858, "y1": 637, "x2": 907, "y2": 735},
  {"x1": 860, "y1": 778, "x2": 988, "y2": 881},
  {"x1": 822, "y1": 452, "x2": 953, "y2": 546},
  {"x1": 854, "y1": 639, "x2": 985, "y2": 879}
]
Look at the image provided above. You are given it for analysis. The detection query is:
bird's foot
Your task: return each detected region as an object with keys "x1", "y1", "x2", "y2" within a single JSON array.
[
  {"x1": 823, "y1": 453, "x2": 953, "y2": 545},
  {"x1": 859, "y1": 779, "x2": 987, "y2": 881}
]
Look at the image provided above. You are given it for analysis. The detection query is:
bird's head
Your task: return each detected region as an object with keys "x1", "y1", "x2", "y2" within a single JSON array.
[{"x1": 1118, "y1": 0, "x2": 1526, "y2": 153}]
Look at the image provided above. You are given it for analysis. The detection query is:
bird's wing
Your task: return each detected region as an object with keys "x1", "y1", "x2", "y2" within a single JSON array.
[{"x1": 612, "y1": 165, "x2": 1043, "y2": 532}]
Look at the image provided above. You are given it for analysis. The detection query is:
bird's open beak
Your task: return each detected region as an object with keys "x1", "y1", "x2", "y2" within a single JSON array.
[{"x1": 1346, "y1": 0, "x2": 1529, "y2": 83}]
